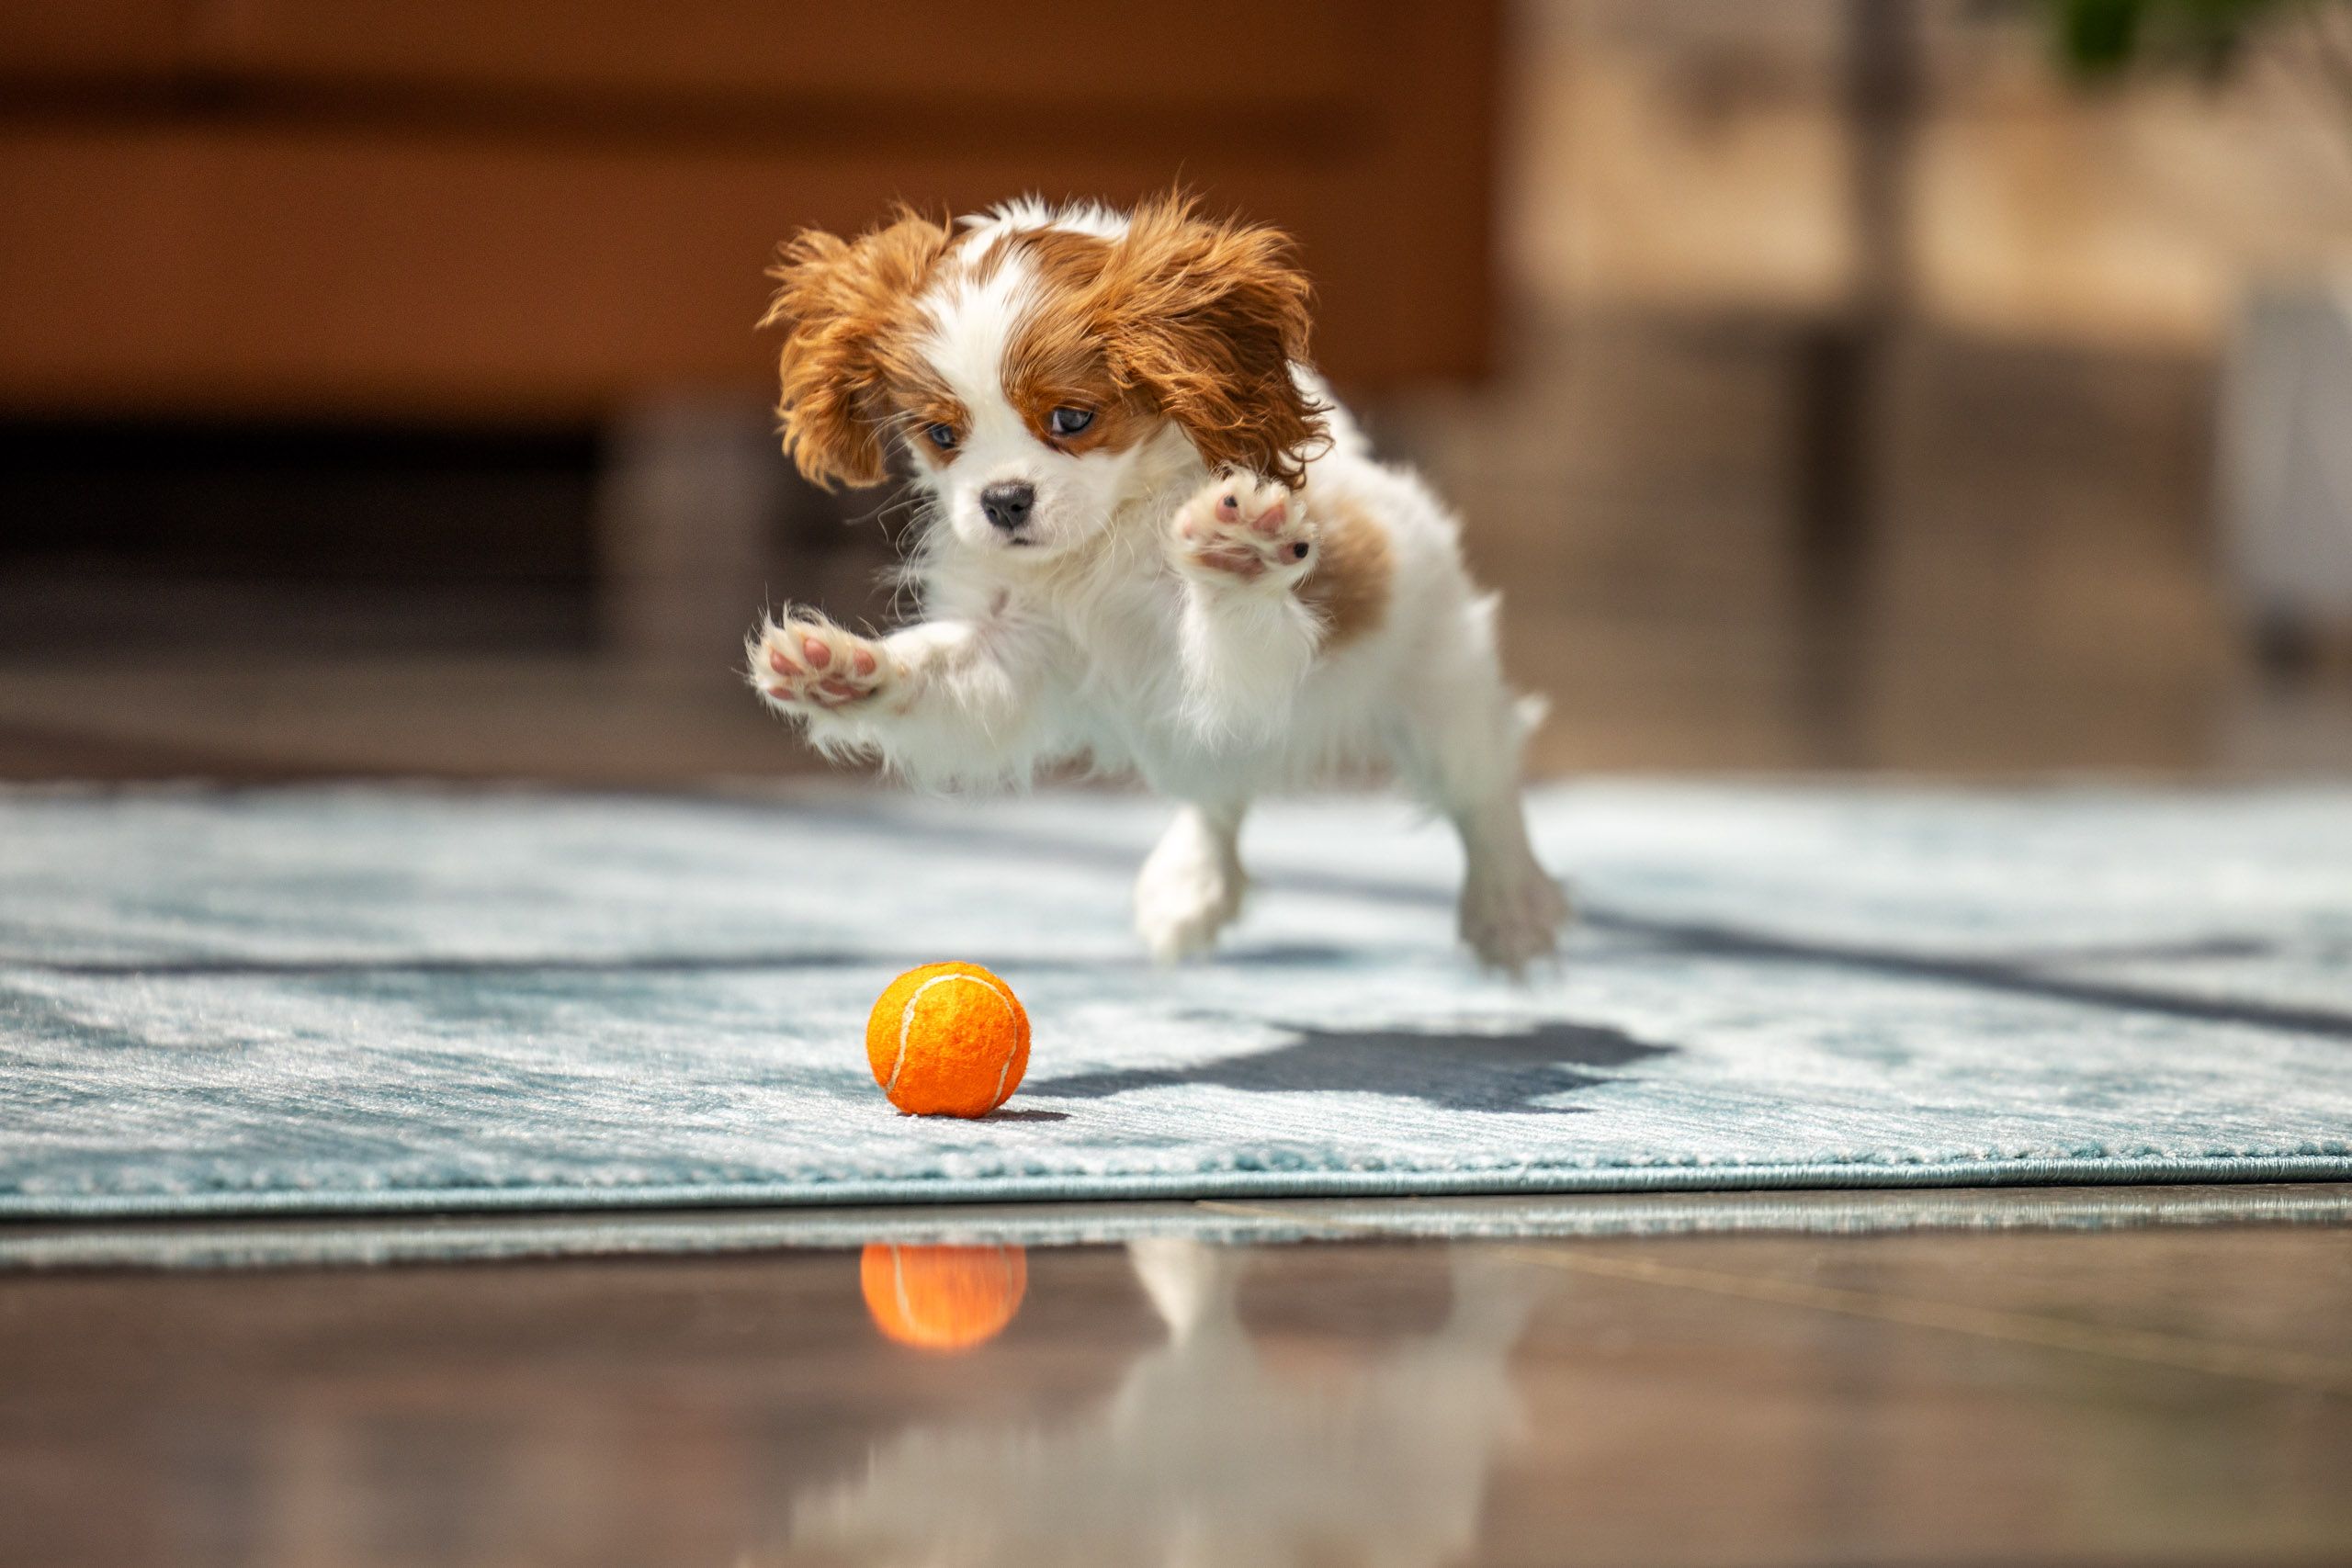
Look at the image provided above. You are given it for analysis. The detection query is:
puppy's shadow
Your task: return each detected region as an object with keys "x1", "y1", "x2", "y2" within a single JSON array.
[
  {"x1": 1030, "y1": 1018, "x2": 1674, "y2": 1115},
  {"x1": 985, "y1": 1108, "x2": 1071, "y2": 1122}
]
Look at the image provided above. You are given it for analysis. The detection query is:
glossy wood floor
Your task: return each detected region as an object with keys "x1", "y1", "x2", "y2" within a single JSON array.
[{"x1": 6, "y1": 1188, "x2": 2349, "y2": 1568}]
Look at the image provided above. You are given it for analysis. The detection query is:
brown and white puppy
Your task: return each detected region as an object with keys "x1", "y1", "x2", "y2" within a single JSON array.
[{"x1": 749, "y1": 194, "x2": 1564, "y2": 972}]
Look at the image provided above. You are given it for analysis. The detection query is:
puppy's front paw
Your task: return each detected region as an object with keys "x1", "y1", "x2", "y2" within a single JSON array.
[
  {"x1": 1170, "y1": 473, "x2": 1317, "y2": 589},
  {"x1": 1134, "y1": 815, "x2": 1247, "y2": 963},
  {"x1": 749, "y1": 615, "x2": 892, "y2": 716}
]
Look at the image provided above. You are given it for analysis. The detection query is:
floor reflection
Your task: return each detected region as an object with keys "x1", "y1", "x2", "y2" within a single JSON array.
[
  {"x1": 859, "y1": 1243, "x2": 1028, "y2": 1351},
  {"x1": 7, "y1": 1214, "x2": 2352, "y2": 1565},
  {"x1": 792, "y1": 1239, "x2": 1540, "y2": 1567}
]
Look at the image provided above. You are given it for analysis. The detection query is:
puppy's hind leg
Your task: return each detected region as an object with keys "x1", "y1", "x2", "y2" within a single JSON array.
[
  {"x1": 1386, "y1": 597, "x2": 1568, "y2": 976},
  {"x1": 1448, "y1": 767, "x2": 1566, "y2": 976},
  {"x1": 1134, "y1": 800, "x2": 1249, "y2": 963}
]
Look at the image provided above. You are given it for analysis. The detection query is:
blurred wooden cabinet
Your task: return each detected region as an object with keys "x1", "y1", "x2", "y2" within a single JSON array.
[{"x1": 0, "y1": 1, "x2": 1500, "y2": 421}]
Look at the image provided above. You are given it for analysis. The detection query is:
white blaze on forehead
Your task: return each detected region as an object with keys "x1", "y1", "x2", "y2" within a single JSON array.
[
  {"x1": 915, "y1": 243, "x2": 1037, "y2": 431},
  {"x1": 961, "y1": 197, "x2": 1129, "y2": 243}
]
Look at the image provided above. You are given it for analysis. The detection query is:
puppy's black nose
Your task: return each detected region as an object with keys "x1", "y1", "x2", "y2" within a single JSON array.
[{"x1": 979, "y1": 482, "x2": 1035, "y2": 532}]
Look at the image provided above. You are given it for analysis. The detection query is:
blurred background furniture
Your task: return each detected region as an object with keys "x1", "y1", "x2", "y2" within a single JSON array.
[
  {"x1": 2222, "y1": 281, "x2": 2352, "y2": 667},
  {"x1": 0, "y1": 0, "x2": 1498, "y2": 410}
]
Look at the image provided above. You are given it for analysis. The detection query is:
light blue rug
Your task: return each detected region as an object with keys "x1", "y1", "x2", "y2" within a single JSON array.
[{"x1": 2, "y1": 783, "x2": 2347, "y2": 1222}]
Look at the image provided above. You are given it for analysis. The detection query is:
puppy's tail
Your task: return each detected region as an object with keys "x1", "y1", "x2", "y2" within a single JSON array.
[{"x1": 1512, "y1": 692, "x2": 1551, "y2": 747}]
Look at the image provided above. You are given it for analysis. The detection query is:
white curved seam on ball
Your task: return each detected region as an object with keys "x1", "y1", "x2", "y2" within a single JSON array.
[
  {"x1": 891, "y1": 1249, "x2": 918, "y2": 1327},
  {"x1": 891, "y1": 972, "x2": 1017, "y2": 1100}
]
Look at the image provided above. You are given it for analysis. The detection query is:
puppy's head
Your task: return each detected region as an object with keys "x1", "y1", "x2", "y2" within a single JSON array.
[{"x1": 763, "y1": 194, "x2": 1325, "y2": 558}]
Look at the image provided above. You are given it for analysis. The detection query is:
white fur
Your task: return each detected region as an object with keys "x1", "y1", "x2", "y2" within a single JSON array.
[{"x1": 751, "y1": 200, "x2": 1566, "y2": 973}]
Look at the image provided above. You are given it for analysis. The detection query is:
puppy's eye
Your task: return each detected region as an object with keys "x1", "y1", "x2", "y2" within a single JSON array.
[
  {"x1": 925, "y1": 423, "x2": 958, "y2": 450},
  {"x1": 1048, "y1": 407, "x2": 1094, "y2": 438}
]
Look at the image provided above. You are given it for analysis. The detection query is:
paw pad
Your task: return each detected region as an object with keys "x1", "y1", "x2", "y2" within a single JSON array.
[
  {"x1": 751, "y1": 618, "x2": 890, "y2": 713},
  {"x1": 1175, "y1": 474, "x2": 1316, "y2": 586}
]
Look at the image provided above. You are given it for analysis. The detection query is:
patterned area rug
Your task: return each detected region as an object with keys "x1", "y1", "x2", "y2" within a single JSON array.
[{"x1": 2, "y1": 783, "x2": 2347, "y2": 1220}]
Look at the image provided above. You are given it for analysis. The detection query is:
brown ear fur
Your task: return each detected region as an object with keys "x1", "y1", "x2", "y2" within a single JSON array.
[
  {"x1": 1089, "y1": 195, "x2": 1326, "y2": 487},
  {"x1": 761, "y1": 209, "x2": 956, "y2": 489}
]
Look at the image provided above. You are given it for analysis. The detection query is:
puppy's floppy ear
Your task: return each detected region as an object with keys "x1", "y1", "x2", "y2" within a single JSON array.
[
  {"x1": 762, "y1": 209, "x2": 955, "y2": 489},
  {"x1": 1094, "y1": 195, "x2": 1327, "y2": 488}
]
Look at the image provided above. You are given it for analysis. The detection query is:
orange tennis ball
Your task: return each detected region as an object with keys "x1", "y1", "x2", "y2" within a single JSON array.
[
  {"x1": 860, "y1": 1243, "x2": 1028, "y2": 1351},
  {"x1": 865, "y1": 961, "x2": 1031, "y2": 1117}
]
